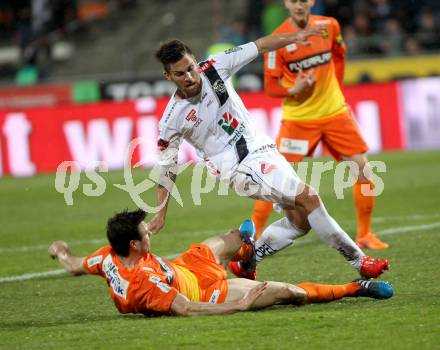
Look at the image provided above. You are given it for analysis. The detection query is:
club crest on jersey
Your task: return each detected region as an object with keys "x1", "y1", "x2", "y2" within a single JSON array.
[
  {"x1": 321, "y1": 29, "x2": 329, "y2": 39},
  {"x1": 213, "y1": 79, "x2": 226, "y2": 95},
  {"x1": 218, "y1": 112, "x2": 239, "y2": 135},
  {"x1": 336, "y1": 33, "x2": 344, "y2": 47}
]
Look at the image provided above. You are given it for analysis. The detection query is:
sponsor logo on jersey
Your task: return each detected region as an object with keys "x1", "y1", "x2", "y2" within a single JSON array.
[
  {"x1": 154, "y1": 255, "x2": 175, "y2": 284},
  {"x1": 213, "y1": 79, "x2": 227, "y2": 95},
  {"x1": 285, "y1": 43, "x2": 297, "y2": 52},
  {"x1": 102, "y1": 255, "x2": 129, "y2": 299},
  {"x1": 224, "y1": 46, "x2": 243, "y2": 54},
  {"x1": 218, "y1": 112, "x2": 239, "y2": 135},
  {"x1": 218, "y1": 112, "x2": 246, "y2": 145},
  {"x1": 314, "y1": 19, "x2": 331, "y2": 25},
  {"x1": 87, "y1": 255, "x2": 103, "y2": 267},
  {"x1": 157, "y1": 138, "x2": 170, "y2": 151},
  {"x1": 288, "y1": 51, "x2": 332, "y2": 72},
  {"x1": 149, "y1": 275, "x2": 172, "y2": 293},
  {"x1": 279, "y1": 138, "x2": 309, "y2": 155},
  {"x1": 208, "y1": 289, "x2": 221, "y2": 303},
  {"x1": 185, "y1": 109, "x2": 203, "y2": 127},
  {"x1": 260, "y1": 162, "x2": 277, "y2": 175},
  {"x1": 267, "y1": 51, "x2": 276, "y2": 69},
  {"x1": 185, "y1": 109, "x2": 196, "y2": 121},
  {"x1": 198, "y1": 59, "x2": 216, "y2": 73}
]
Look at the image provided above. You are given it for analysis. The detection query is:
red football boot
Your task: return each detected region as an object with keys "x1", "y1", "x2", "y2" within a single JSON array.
[
  {"x1": 227, "y1": 261, "x2": 257, "y2": 280},
  {"x1": 359, "y1": 256, "x2": 390, "y2": 279}
]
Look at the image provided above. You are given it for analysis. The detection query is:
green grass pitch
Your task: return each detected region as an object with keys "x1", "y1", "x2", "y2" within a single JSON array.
[{"x1": 1, "y1": 150, "x2": 439, "y2": 349}]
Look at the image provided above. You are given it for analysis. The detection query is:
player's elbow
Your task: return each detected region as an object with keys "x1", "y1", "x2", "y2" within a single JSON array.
[
  {"x1": 173, "y1": 304, "x2": 191, "y2": 317},
  {"x1": 171, "y1": 295, "x2": 191, "y2": 316},
  {"x1": 66, "y1": 265, "x2": 84, "y2": 276}
]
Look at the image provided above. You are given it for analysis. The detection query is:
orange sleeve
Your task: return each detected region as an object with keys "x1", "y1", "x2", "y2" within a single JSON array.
[
  {"x1": 264, "y1": 50, "x2": 289, "y2": 98},
  {"x1": 82, "y1": 246, "x2": 111, "y2": 276},
  {"x1": 331, "y1": 18, "x2": 346, "y2": 88},
  {"x1": 135, "y1": 274, "x2": 179, "y2": 315}
]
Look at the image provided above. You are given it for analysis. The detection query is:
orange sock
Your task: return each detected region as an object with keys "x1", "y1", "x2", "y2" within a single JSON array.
[
  {"x1": 252, "y1": 200, "x2": 273, "y2": 239},
  {"x1": 297, "y1": 282, "x2": 360, "y2": 303},
  {"x1": 231, "y1": 243, "x2": 254, "y2": 262},
  {"x1": 353, "y1": 180, "x2": 375, "y2": 238}
]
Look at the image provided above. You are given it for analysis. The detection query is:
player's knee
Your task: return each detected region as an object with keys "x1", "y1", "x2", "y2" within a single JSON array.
[
  {"x1": 286, "y1": 284, "x2": 308, "y2": 304},
  {"x1": 274, "y1": 283, "x2": 306, "y2": 302},
  {"x1": 295, "y1": 188, "x2": 321, "y2": 213}
]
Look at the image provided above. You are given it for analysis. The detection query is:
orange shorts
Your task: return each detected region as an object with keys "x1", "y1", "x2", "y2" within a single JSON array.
[
  {"x1": 173, "y1": 243, "x2": 228, "y2": 304},
  {"x1": 276, "y1": 110, "x2": 368, "y2": 162}
]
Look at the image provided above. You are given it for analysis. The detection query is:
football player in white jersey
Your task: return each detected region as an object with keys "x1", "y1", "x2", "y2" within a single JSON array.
[{"x1": 147, "y1": 28, "x2": 389, "y2": 281}]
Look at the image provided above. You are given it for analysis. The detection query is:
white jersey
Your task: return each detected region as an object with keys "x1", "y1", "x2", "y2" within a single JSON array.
[{"x1": 157, "y1": 42, "x2": 273, "y2": 180}]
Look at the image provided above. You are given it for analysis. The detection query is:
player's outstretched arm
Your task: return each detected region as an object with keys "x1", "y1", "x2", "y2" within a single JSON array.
[
  {"x1": 170, "y1": 282, "x2": 268, "y2": 316},
  {"x1": 255, "y1": 27, "x2": 325, "y2": 54},
  {"x1": 48, "y1": 240, "x2": 87, "y2": 275},
  {"x1": 146, "y1": 184, "x2": 170, "y2": 234}
]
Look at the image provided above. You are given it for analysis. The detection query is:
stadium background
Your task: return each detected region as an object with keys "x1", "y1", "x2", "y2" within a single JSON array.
[{"x1": 0, "y1": 1, "x2": 439, "y2": 349}]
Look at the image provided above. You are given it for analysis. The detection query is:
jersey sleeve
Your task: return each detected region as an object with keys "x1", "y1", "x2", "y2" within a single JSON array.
[
  {"x1": 264, "y1": 49, "x2": 285, "y2": 78},
  {"x1": 211, "y1": 42, "x2": 259, "y2": 80},
  {"x1": 134, "y1": 274, "x2": 179, "y2": 315},
  {"x1": 82, "y1": 246, "x2": 110, "y2": 276},
  {"x1": 157, "y1": 103, "x2": 183, "y2": 168},
  {"x1": 263, "y1": 48, "x2": 289, "y2": 97},
  {"x1": 331, "y1": 18, "x2": 346, "y2": 87}
]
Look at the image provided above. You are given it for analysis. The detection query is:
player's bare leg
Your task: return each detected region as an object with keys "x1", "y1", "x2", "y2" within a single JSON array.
[
  {"x1": 201, "y1": 229, "x2": 244, "y2": 264},
  {"x1": 344, "y1": 153, "x2": 389, "y2": 250},
  {"x1": 225, "y1": 278, "x2": 393, "y2": 309},
  {"x1": 226, "y1": 278, "x2": 307, "y2": 308}
]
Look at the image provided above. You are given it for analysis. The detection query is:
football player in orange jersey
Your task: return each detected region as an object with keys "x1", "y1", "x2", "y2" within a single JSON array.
[
  {"x1": 48, "y1": 209, "x2": 392, "y2": 317},
  {"x1": 252, "y1": 0, "x2": 389, "y2": 250}
]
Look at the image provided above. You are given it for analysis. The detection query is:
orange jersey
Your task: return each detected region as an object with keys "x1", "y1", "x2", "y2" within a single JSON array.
[
  {"x1": 264, "y1": 15, "x2": 347, "y2": 120},
  {"x1": 83, "y1": 244, "x2": 228, "y2": 316}
]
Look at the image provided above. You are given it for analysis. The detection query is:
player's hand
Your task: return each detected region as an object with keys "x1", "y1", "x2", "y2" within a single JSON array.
[
  {"x1": 288, "y1": 69, "x2": 315, "y2": 96},
  {"x1": 146, "y1": 214, "x2": 165, "y2": 235},
  {"x1": 48, "y1": 240, "x2": 69, "y2": 259},
  {"x1": 238, "y1": 282, "x2": 268, "y2": 311},
  {"x1": 296, "y1": 26, "x2": 325, "y2": 45}
]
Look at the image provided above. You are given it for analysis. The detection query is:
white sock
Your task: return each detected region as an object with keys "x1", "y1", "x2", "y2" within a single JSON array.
[
  {"x1": 307, "y1": 204, "x2": 365, "y2": 269},
  {"x1": 255, "y1": 217, "x2": 306, "y2": 263}
]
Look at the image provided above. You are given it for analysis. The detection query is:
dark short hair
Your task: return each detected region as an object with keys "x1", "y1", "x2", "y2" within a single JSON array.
[
  {"x1": 155, "y1": 39, "x2": 194, "y2": 71},
  {"x1": 106, "y1": 209, "x2": 147, "y2": 257}
]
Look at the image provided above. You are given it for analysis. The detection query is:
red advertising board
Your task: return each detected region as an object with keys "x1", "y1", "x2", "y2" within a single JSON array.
[{"x1": 0, "y1": 82, "x2": 405, "y2": 177}]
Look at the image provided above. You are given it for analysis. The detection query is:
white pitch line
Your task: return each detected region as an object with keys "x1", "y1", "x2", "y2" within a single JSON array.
[
  {"x1": 0, "y1": 269, "x2": 66, "y2": 283},
  {"x1": 1, "y1": 221, "x2": 439, "y2": 285},
  {"x1": 377, "y1": 222, "x2": 440, "y2": 235},
  {"x1": 0, "y1": 239, "x2": 107, "y2": 254}
]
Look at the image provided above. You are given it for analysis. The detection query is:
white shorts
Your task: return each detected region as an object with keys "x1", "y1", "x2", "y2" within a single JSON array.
[{"x1": 230, "y1": 149, "x2": 303, "y2": 208}]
